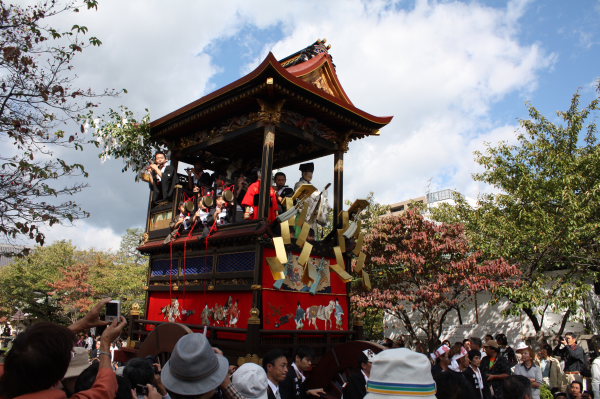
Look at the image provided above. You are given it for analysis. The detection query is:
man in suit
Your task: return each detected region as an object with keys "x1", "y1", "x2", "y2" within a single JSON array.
[
  {"x1": 147, "y1": 151, "x2": 177, "y2": 203},
  {"x1": 342, "y1": 349, "x2": 375, "y2": 399},
  {"x1": 280, "y1": 346, "x2": 325, "y2": 399},
  {"x1": 264, "y1": 349, "x2": 289, "y2": 399}
]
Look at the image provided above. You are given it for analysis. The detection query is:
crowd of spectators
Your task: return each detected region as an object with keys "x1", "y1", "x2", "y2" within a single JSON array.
[
  {"x1": 394, "y1": 332, "x2": 595, "y2": 399},
  {"x1": 1, "y1": 304, "x2": 599, "y2": 399}
]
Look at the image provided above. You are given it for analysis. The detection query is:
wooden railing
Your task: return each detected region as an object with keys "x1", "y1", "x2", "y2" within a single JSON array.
[{"x1": 128, "y1": 317, "x2": 357, "y2": 358}]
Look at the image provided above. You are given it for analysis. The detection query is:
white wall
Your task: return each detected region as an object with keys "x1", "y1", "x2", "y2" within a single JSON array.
[{"x1": 383, "y1": 289, "x2": 589, "y2": 347}]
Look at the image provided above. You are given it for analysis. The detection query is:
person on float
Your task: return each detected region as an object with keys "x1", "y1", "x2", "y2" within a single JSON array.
[
  {"x1": 274, "y1": 172, "x2": 294, "y2": 207},
  {"x1": 293, "y1": 163, "x2": 313, "y2": 191},
  {"x1": 147, "y1": 151, "x2": 177, "y2": 203},
  {"x1": 213, "y1": 195, "x2": 232, "y2": 226},
  {"x1": 186, "y1": 161, "x2": 213, "y2": 196},
  {"x1": 292, "y1": 162, "x2": 330, "y2": 238},
  {"x1": 164, "y1": 201, "x2": 194, "y2": 244},
  {"x1": 242, "y1": 169, "x2": 278, "y2": 223}
]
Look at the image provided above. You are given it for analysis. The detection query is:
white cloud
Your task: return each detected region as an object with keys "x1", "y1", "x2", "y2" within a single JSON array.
[
  {"x1": 257, "y1": 0, "x2": 554, "y2": 203},
  {"x1": 42, "y1": 221, "x2": 124, "y2": 252},
  {"x1": 30, "y1": 0, "x2": 558, "y2": 247}
]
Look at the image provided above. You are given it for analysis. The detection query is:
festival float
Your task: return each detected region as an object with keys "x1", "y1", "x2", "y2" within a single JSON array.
[{"x1": 128, "y1": 40, "x2": 392, "y2": 393}]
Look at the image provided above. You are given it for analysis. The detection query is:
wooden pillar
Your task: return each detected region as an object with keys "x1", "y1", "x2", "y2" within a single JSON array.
[
  {"x1": 333, "y1": 151, "x2": 344, "y2": 230},
  {"x1": 258, "y1": 124, "x2": 276, "y2": 220}
]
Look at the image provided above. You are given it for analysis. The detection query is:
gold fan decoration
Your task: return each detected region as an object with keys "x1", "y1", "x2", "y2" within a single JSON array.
[
  {"x1": 333, "y1": 199, "x2": 371, "y2": 290},
  {"x1": 268, "y1": 187, "x2": 372, "y2": 290}
]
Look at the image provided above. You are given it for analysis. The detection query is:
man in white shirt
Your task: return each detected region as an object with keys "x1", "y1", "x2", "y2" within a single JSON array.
[
  {"x1": 280, "y1": 346, "x2": 325, "y2": 399},
  {"x1": 84, "y1": 333, "x2": 94, "y2": 352},
  {"x1": 464, "y1": 349, "x2": 486, "y2": 399},
  {"x1": 264, "y1": 349, "x2": 289, "y2": 399}
]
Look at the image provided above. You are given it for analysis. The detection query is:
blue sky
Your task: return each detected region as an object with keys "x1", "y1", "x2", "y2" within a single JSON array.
[{"x1": 30, "y1": 0, "x2": 599, "y2": 250}]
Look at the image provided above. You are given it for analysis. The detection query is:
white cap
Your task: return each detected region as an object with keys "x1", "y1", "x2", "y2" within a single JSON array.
[
  {"x1": 231, "y1": 363, "x2": 268, "y2": 399},
  {"x1": 515, "y1": 342, "x2": 529, "y2": 351}
]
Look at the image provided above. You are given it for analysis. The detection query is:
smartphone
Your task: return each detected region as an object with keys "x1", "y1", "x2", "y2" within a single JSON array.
[{"x1": 105, "y1": 300, "x2": 121, "y2": 322}]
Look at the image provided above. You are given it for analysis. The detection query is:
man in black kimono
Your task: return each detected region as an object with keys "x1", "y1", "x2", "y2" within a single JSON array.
[{"x1": 147, "y1": 151, "x2": 177, "y2": 203}]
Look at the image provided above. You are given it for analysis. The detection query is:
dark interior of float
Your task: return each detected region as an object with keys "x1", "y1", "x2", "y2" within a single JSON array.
[{"x1": 118, "y1": 40, "x2": 392, "y2": 396}]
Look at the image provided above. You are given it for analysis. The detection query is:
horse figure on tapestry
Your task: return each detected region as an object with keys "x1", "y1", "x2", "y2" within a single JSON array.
[{"x1": 306, "y1": 300, "x2": 335, "y2": 330}]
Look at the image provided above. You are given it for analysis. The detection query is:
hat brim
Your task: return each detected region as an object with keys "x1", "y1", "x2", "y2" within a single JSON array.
[
  {"x1": 63, "y1": 363, "x2": 91, "y2": 380},
  {"x1": 516, "y1": 347, "x2": 529, "y2": 352},
  {"x1": 242, "y1": 391, "x2": 268, "y2": 399},
  {"x1": 365, "y1": 392, "x2": 436, "y2": 399},
  {"x1": 161, "y1": 353, "x2": 229, "y2": 396}
]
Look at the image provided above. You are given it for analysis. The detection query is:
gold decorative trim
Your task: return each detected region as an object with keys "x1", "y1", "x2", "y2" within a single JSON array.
[
  {"x1": 248, "y1": 307, "x2": 261, "y2": 324},
  {"x1": 130, "y1": 303, "x2": 141, "y2": 316},
  {"x1": 237, "y1": 353, "x2": 262, "y2": 366},
  {"x1": 264, "y1": 130, "x2": 275, "y2": 148}
]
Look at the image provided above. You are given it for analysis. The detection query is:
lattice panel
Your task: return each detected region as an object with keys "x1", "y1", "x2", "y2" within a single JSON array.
[
  {"x1": 184, "y1": 256, "x2": 213, "y2": 274},
  {"x1": 216, "y1": 252, "x2": 255, "y2": 273},
  {"x1": 150, "y1": 259, "x2": 178, "y2": 277}
]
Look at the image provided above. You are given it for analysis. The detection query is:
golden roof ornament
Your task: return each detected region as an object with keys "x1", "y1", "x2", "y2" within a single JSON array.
[{"x1": 130, "y1": 302, "x2": 140, "y2": 316}]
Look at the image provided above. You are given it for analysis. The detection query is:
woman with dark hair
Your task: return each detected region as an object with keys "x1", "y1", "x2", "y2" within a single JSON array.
[{"x1": 0, "y1": 298, "x2": 127, "y2": 399}]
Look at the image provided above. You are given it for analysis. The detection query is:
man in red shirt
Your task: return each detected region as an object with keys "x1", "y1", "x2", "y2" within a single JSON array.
[{"x1": 242, "y1": 170, "x2": 278, "y2": 223}]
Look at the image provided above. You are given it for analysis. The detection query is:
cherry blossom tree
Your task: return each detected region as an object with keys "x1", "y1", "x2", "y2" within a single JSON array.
[{"x1": 352, "y1": 209, "x2": 521, "y2": 350}]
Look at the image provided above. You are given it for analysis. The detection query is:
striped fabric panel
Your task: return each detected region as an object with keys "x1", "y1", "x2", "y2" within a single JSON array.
[{"x1": 367, "y1": 380, "x2": 436, "y2": 396}]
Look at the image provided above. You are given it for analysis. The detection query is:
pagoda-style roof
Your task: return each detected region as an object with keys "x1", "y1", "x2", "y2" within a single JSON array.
[{"x1": 151, "y1": 41, "x2": 392, "y2": 168}]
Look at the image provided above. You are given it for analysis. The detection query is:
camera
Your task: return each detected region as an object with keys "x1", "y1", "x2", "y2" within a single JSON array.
[
  {"x1": 136, "y1": 384, "x2": 149, "y2": 396},
  {"x1": 105, "y1": 300, "x2": 120, "y2": 322}
]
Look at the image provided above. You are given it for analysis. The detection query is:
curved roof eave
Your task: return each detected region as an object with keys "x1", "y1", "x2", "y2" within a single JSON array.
[
  {"x1": 151, "y1": 52, "x2": 392, "y2": 130},
  {"x1": 285, "y1": 52, "x2": 354, "y2": 106}
]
